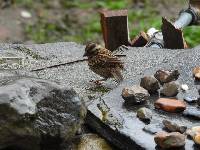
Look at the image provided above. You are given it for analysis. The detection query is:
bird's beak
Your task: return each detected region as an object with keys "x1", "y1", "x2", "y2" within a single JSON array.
[{"x1": 83, "y1": 52, "x2": 87, "y2": 57}]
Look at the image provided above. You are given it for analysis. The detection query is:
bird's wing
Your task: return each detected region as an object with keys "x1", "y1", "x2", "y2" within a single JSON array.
[
  {"x1": 110, "y1": 67, "x2": 123, "y2": 83},
  {"x1": 97, "y1": 54, "x2": 124, "y2": 82},
  {"x1": 97, "y1": 53, "x2": 124, "y2": 69}
]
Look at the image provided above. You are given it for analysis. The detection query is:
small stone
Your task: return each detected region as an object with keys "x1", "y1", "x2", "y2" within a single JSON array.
[
  {"x1": 193, "y1": 67, "x2": 200, "y2": 80},
  {"x1": 183, "y1": 106, "x2": 200, "y2": 120},
  {"x1": 77, "y1": 134, "x2": 112, "y2": 150},
  {"x1": 184, "y1": 95, "x2": 198, "y2": 103},
  {"x1": 21, "y1": 10, "x2": 32, "y2": 19},
  {"x1": 186, "y1": 126, "x2": 200, "y2": 145},
  {"x1": 122, "y1": 85, "x2": 150, "y2": 104},
  {"x1": 143, "y1": 123, "x2": 163, "y2": 134},
  {"x1": 162, "y1": 120, "x2": 187, "y2": 134},
  {"x1": 160, "y1": 81, "x2": 179, "y2": 97},
  {"x1": 181, "y1": 84, "x2": 189, "y2": 91},
  {"x1": 154, "y1": 132, "x2": 186, "y2": 149},
  {"x1": 140, "y1": 76, "x2": 160, "y2": 94},
  {"x1": 186, "y1": 126, "x2": 200, "y2": 137},
  {"x1": 137, "y1": 107, "x2": 152, "y2": 122},
  {"x1": 154, "y1": 69, "x2": 180, "y2": 84},
  {"x1": 155, "y1": 98, "x2": 186, "y2": 113},
  {"x1": 198, "y1": 98, "x2": 200, "y2": 106}
]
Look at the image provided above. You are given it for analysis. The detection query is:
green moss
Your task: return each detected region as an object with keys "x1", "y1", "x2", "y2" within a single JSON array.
[{"x1": 87, "y1": 86, "x2": 111, "y2": 93}]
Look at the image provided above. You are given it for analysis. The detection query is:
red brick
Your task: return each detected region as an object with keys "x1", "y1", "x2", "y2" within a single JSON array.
[{"x1": 155, "y1": 98, "x2": 186, "y2": 113}]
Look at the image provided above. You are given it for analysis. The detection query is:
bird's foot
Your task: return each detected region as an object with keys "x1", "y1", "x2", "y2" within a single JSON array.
[
  {"x1": 89, "y1": 79, "x2": 107, "y2": 85},
  {"x1": 90, "y1": 80, "x2": 103, "y2": 86}
]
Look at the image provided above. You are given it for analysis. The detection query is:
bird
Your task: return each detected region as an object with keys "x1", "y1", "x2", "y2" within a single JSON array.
[{"x1": 83, "y1": 43, "x2": 124, "y2": 84}]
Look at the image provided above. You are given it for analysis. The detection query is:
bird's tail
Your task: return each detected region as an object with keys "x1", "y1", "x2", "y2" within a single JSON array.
[{"x1": 111, "y1": 68, "x2": 123, "y2": 83}]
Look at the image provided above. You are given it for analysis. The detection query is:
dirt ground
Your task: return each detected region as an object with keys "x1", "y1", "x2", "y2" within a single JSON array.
[{"x1": 0, "y1": 0, "x2": 188, "y2": 44}]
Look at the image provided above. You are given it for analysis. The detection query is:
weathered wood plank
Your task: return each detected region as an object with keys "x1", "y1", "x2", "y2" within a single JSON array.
[
  {"x1": 100, "y1": 9, "x2": 130, "y2": 51},
  {"x1": 131, "y1": 31, "x2": 149, "y2": 47}
]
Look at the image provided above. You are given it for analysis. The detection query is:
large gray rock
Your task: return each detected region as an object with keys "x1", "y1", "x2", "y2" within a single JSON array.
[{"x1": 0, "y1": 71, "x2": 86, "y2": 150}]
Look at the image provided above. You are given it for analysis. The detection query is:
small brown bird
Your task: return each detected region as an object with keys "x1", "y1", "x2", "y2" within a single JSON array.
[{"x1": 83, "y1": 43, "x2": 124, "y2": 83}]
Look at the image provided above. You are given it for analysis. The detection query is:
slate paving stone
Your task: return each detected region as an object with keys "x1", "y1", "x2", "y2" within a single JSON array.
[
  {"x1": 87, "y1": 45, "x2": 200, "y2": 150},
  {"x1": 1, "y1": 43, "x2": 200, "y2": 150}
]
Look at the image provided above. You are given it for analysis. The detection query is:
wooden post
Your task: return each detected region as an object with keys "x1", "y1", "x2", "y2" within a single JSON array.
[{"x1": 100, "y1": 9, "x2": 130, "y2": 51}]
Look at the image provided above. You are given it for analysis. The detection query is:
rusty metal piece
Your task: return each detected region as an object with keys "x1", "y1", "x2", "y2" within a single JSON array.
[
  {"x1": 189, "y1": 0, "x2": 200, "y2": 24},
  {"x1": 100, "y1": 9, "x2": 130, "y2": 51},
  {"x1": 145, "y1": 1, "x2": 200, "y2": 49},
  {"x1": 161, "y1": 17, "x2": 188, "y2": 49},
  {"x1": 131, "y1": 31, "x2": 148, "y2": 47}
]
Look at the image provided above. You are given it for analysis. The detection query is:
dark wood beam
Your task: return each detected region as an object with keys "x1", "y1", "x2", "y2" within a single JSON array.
[{"x1": 100, "y1": 9, "x2": 130, "y2": 51}]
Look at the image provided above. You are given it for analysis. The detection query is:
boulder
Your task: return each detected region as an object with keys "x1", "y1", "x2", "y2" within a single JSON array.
[
  {"x1": 122, "y1": 85, "x2": 150, "y2": 104},
  {"x1": 0, "y1": 71, "x2": 87, "y2": 150},
  {"x1": 154, "y1": 98, "x2": 186, "y2": 113},
  {"x1": 154, "y1": 132, "x2": 186, "y2": 149},
  {"x1": 160, "y1": 81, "x2": 179, "y2": 97},
  {"x1": 140, "y1": 76, "x2": 160, "y2": 94}
]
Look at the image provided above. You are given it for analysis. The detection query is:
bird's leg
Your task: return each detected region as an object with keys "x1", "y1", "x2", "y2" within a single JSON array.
[{"x1": 90, "y1": 78, "x2": 108, "y2": 85}]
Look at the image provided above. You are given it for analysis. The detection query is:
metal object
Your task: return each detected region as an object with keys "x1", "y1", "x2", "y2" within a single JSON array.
[
  {"x1": 146, "y1": 0, "x2": 200, "y2": 48},
  {"x1": 174, "y1": 11, "x2": 193, "y2": 28},
  {"x1": 145, "y1": 28, "x2": 164, "y2": 48}
]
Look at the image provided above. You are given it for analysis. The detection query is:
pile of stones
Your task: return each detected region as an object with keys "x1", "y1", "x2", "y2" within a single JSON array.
[{"x1": 121, "y1": 68, "x2": 200, "y2": 149}]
